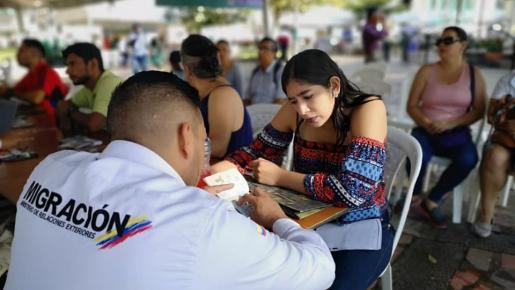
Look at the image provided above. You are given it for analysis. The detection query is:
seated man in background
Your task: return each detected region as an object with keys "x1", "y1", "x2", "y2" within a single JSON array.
[
  {"x1": 5, "y1": 71, "x2": 335, "y2": 290},
  {"x1": 57, "y1": 42, "x2": 122, "y2": 134},
  {"x1": 0, "y1": 38, "x2": 68, "y2": 122},
  {"x1": 474, "y1": 71, "x2": 515, "y2": 238},
  {"x1": 245, "y1": 37, "x2": 287, "y2": 105},
  {"x1": 169, "y1": 50, "x2": 184, "y2": 80}
]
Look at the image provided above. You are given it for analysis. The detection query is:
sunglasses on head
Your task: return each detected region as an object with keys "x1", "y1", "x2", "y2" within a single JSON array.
[{"x1": 435, "y1": 37, "x2": 461, "y2": 46}]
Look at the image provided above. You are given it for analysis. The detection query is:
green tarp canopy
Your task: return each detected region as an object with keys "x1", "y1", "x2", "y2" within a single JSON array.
[{"x1": 156, "y1": 0, "x2": 262, "y2": 8}]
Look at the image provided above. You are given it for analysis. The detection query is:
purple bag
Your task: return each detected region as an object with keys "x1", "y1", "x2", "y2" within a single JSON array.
[{"x1": 433, "y1": 126, "x2": 472, "y2": 148}]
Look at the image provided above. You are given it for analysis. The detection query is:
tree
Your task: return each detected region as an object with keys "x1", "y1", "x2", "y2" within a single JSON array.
[
  {"x1": 268, "y1": 0, "x2": 343, "y2": 21},
  {"x1": 344, "y1": 0, "x2": 390, "y2": 13},
  {"x1": 181, "y1": 7, "x2": 250, "y2": 33}
]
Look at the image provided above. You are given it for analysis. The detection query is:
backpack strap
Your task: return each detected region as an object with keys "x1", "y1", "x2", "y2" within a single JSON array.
[
  {"x1": 250, "y1": 61, "x2": 283, "y2": 86},
  {"x1": 468, "y1": 64, "x2": 475, "y2": 112},
  {"x1": 272, "y1": 60, "x2": 283, "y2": 86}
]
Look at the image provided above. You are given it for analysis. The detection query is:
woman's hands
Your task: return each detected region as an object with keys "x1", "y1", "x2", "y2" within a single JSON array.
[
  {"x1": 426, "y1": 119, "x2": 457, "y2": 134},
  {"x1": 251, "y1": 158, "x2": 285, "y2": 186}
]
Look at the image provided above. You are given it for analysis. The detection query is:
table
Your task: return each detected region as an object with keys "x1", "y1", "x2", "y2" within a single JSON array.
[
  {"x1": 0, "y1": 114, "x2": 59, "y2": 203},
  {"x1": 297, "y1": 206, "x2": 347, "y2": 229}
]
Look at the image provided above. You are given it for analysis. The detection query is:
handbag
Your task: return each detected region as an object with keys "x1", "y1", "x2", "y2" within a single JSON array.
[
  {"x1": 488, "y1": 95, "x2": 515, "y2": 149},
  {"x1": 432, "y1": 126, "x2": 472, "y2": 148}
]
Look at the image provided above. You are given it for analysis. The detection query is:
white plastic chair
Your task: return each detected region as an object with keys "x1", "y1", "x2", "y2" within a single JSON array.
[
  {"x1": 246, "y1": 103, "x2": 292, "y2": 169},
  {"x1": 500, "y1": 176, "x2": 513, "y2": 207},
  {"x1": 354, "y1": 80, "x2": 391, "y2": 99},
  {"x1": 352, "y1": 67, "x2": 385, "y2": 82},
  {"x1": 246, "y1": 104, "x2": 281, "y2": 138},
  {"x1": 380, "y1": 127, "x2": 423, "y2": 290}
]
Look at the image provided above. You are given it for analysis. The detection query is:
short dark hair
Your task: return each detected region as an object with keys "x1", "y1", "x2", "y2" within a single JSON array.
[
  {"x1": 259, "y1": 37, "x2": 278, "y2": 52},
  {"x1": 22, "y1": 38, "x2": 45, "y2": 57},
  {"x1": 107, "y1": 71, "x2": 200, "y2": 140},
  {"x1": 169, "y1": 50, "x2": 181, "y2": 64},
  {"x1": 181, "y1": 34, "x2": 222, "y2": 79},
  {"x1": 216, "y1": 39, "x2": 229, "y2": 46},
  {"x1": 62, "y1": 42, "x2": 104, "y2": 71},
  {"x1": 443, "y1": 26, "x2": 468, "y2": 42}
]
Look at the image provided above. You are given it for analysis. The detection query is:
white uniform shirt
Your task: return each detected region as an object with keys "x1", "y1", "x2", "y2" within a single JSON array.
[
  {"x1": 5, "y1": 140, "x2": 334, "y2": 290},
  {"x1": 491, "y1": 71, "x2": 515, "y2": 100}
]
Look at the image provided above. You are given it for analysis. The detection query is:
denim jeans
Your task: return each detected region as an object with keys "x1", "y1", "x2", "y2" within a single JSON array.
[
  {"x1": 411, "y1": 127, "x2": 478, "y2": 203},
  {"x1": 132, "y1": 55, "x2": 148, "y2": 73},
  {"x1": 328, "y1": 218, "x2": 394, "y2": 290}
]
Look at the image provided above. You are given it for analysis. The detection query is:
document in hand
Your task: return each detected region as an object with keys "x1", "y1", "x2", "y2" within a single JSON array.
[{"x1": 203, "y1": 168, "x2": 249, "y2": 201}]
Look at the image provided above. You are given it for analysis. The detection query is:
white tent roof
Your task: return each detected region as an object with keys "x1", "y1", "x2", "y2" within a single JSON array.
[{"x1": 279, "y1": 6, "x2": 355, "y2": 28}]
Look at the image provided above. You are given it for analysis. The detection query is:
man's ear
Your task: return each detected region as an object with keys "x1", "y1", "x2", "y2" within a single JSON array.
[
  {"x1": 177, "y1": 122, "x2": 193, "y2": 159},
  {"x1": 87, "y1": 58, "x2": 99, "y2": 72}
]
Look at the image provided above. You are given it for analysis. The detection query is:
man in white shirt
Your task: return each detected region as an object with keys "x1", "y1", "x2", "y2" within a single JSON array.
[
  {"x1": 474, "y1": 71, "x2": 515, "y2": 238},
  {"x1": 128, "y1": 23, "x2": 149, "y2": 73},
  {"x1": 5, "y1": 71, "x2": 335, "y2": 290}
]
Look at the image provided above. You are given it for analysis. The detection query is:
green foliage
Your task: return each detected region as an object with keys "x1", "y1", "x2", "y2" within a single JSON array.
[
  {"x1": 344, "y1": 0, "x2": 390, "y2": 12},
  {"x1": 268, "y1": 0, "x2": 344, "y2": 19},
  {"x1": 181, "y1": 7, "x2": 251, "y2": 33},
  {"x1": 478, "y1": 38, "x2": 503, "y2": 52}
]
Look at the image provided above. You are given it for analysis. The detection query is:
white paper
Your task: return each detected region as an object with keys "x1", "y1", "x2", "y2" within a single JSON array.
[{"x1": 203, "y1": 168, "x2": 249, "y2": 201}]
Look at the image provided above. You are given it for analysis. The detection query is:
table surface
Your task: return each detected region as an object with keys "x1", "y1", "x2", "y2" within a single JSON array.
[{"x1": 0, "y1": 113, "x2": 59, "y2": 203}]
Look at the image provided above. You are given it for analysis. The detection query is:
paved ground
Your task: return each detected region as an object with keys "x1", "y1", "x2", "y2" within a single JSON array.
[{"x1": 377, "y1": 191, "x2": 515, "y2": 290}]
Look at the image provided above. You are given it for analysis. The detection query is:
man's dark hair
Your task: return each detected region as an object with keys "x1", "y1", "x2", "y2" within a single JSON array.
[
  {"x1": 169, "y1": 50, "x2": 181, "y2": 65},
  {"x1": 22, "y1": 38, "x2": 45, "y2": 57},
  {"x1": 259, "y1": 37, "x2": 278, "y2": 52},
  {"x1": 108, "y1": 71, "x2": 200, "y2": 140},
  {"x1": 62, "y1": 42, "x2": 104, "y2": 71},
  {"x1": 216, "y1": 39, "x2": 229, "y2": 46}
]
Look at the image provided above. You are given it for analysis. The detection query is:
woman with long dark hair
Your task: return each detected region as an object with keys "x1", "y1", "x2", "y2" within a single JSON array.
[
  {"x1": 213, "y1": 49, "x2": 393, "y2": 290},
  {"x1": 407, "y1": 26, "x2": 486, "y2": 228},
  {"x1": 181, "y1": 34, "x2": 252, "y2": 159}
]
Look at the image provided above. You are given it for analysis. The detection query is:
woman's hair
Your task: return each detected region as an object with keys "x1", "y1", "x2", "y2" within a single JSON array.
[
  {"x1": 443, "y1": 26, "x2": 468, "y2": 42},
  {"x1": 181, "y1": 34, "x2": 222, "y2": 79},
  {"x1": 281, "y1": 49, "x2": 377, "y2": 146}
]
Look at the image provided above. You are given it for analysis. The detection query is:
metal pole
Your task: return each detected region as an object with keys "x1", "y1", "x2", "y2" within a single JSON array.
[
  {"x1": 262, "y1": 0, "x2": 270, "y2": 37},
  {"x1": 477, "y1": 0, "x2": 485, "y2": 38},
  {"x1": 455, "y1": 0, "x2": 463, "y2": 25},
  {"x1": 15, "y1": 7, "x2": 25, "y2": 34}
]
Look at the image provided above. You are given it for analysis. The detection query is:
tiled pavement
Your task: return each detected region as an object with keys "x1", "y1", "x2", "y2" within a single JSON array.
[{"x1": 376, "y1": 192, "x2": 515, "y2": 290}]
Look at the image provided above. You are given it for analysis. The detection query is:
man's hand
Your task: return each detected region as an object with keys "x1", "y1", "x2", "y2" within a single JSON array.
[
  {"x1": 252, "y1": 158, "x2": 284, "y2": 186},
  {"x1": 56, "y1": 100, "x2": 73, "y2": 132},
  {"x1": 238, "y1": 188, "x2": 288, "y2": 229},
  {"x1": 203, "y1": 183, "x2": 234, "y2": 195},
  {"x1": 0, "y1": 83, "x2": 8, "y2": 96}
]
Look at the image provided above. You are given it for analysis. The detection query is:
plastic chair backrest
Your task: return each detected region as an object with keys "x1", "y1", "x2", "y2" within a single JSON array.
[
  {"x1": 352, "y1": 68, "x2": 385, "y2": 82},
  {"x1": 384, "y1": 126, "x2": 422, "y2": 252},
  {"x1": 354, "y1": 80, "x2": 391, "y2": 98},
  {"x1": 246, "y1": 104, "x2": 281, "y2": 138}
]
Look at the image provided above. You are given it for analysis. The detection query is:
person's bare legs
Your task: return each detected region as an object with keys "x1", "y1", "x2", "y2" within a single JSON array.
[{"x1": 478, "y1": 144, "x2": 512, "y2": 224}]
